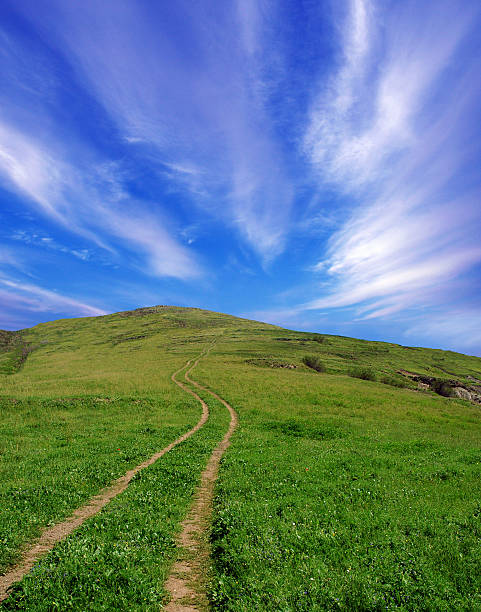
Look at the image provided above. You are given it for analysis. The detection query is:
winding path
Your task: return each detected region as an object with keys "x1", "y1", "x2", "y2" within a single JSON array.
[
  {"x1": 164, "y1": 357, "x2": 238, "y2": 611},
  {"x1": 0, "y1": 347, "x2": 212, "y2": 603}
]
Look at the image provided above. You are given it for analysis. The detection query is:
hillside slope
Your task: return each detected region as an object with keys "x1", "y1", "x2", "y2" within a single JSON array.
[
  {"x1": 1, "y1": 305, "x2": 480, "y2": 401},
  {"x1": 1, "y1": 306, "x2": 480, "y2": 610}
]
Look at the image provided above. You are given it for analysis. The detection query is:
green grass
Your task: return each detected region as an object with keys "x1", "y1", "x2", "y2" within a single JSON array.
[
  {"x1": 2, "y1": 394, "x2": 230, "y2": 610},
  {"x1": 1, "y1": 306, "x2": 481, "y2": 610},
  {"x1": 195, "y1": 333, "x2": 481, "y2": 610},
  {"x1": 2, "y1": 306, "x2": 481, "y2": 397},
  {"x1": 0, "y1": 307, "x2": 263, "y2": 397},
  {"x1": 0, "y1": 394, "x2": 200, "y2": 573}
]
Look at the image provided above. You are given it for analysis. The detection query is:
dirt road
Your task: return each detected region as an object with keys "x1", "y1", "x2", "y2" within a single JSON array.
[
  {"x1": 164, "y1": 357, "x2": 238, "y2": 611},
  {"x1": 0, "y1": 347, "x2": 212, "y2": 603}
]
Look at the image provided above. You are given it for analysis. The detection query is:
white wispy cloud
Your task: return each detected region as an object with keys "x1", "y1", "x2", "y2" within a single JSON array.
[
  {"x1": 99, "y1": 205, "x2": 200, "y2": 279},
  {"x1": 0, "y1": 278, "x2": 107, "y2": 318},
  {"x1": 0, "y1": 13, "x2": 203, "y2": 283},
  {"x1": 10, "y1": 230, "x2": 92, "y2": 261},
  {"x1": 302, "y1": 0, "x2": 481, "y2": 327},
  {"x1": 19, "y1": 0, "x2": 294, "y2": 261},
  {"x1": 0, "y1": 122, "x2": 71, "y2": 225},
  {"x1": 0, "y1": 117, "x2": 200, "y2": 280},
  {"x1": 1, "y1": 0, "x2": 479, "y2": 352},
  {"x1": 305, "y1": 0, "x2": 476, "y2": 189}
]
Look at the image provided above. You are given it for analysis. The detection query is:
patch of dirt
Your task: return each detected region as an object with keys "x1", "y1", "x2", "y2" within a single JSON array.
[
  {"x1": 164, "y1": 355, "x2": 238, "y2": 611},
  {"x1": 0, "y1": 348, "x2": 212, "y2": 603}
]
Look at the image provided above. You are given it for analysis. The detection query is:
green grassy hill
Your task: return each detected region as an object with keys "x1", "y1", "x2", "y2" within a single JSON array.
[
  {"x1": 1, "y1": 306, "x2": 480, "y2": 610},
  {"x1": 2, "y1": 305, "x2": 481, "y2": 398}
]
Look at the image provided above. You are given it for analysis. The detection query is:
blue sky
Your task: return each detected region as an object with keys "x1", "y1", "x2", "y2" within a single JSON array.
[{"x1": 1, "y1": 0, "x2": 481, "y2": 355}]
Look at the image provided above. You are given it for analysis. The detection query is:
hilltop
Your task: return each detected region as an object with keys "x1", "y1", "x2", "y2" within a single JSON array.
[{"x1": 1, "y1": 305, "x2": 480, "y2": 403}]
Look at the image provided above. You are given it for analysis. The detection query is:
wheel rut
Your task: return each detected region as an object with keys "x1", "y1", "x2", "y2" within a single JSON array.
[
  {"x1": 164, "y1": 355, "x2": 238, "y2": 611},
  {"x1": 0, "y1": 347, "x2": 212, "y2": 603}
]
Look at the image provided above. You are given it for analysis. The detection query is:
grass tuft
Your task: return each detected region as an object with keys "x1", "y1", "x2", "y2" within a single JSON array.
[{"x1": 349, "y1": 366, "x2": 376, "y2": 381}]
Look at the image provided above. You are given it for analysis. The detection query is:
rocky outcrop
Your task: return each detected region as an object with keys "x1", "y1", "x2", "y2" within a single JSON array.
[
  {"x1": 453, "y1": 387, "x2": 474, "y2": 401},
  {"x1": 397, "y1": 369, "x2": 481, "y2": 405}
]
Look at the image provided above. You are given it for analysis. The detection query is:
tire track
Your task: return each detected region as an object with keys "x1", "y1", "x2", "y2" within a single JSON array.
[
  {"x1": 165, "y1": 351, "x2": 238, "y2": 611},
  {"x1": 0, "y1": 347, "x2": 212, "y2": 603}
]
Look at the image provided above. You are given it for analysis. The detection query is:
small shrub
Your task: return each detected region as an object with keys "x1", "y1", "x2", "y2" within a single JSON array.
[
  {"x1": 431, "y1": 380, "x2": 455, "y2": 397},
  {"x1": 302, "y1": 355, "x2": 325, "y2": 372},
  {"x1": 349, "y1": 367, "x2": 376, "y2": 381},
  {"x1": 380, "y1": 375, "x2": 407, "y2": 388}
]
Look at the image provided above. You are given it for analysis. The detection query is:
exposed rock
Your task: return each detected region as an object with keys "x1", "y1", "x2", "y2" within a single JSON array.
[
  {"x1": 453, "y1": 387, "x2": 474, "y2": 401},
  {"x1": 467, "y1": 375, "x2": 481, "y2": 384},
  {"x1": 418, "y1": 382, "x2": 431, "y2": 391},
  {"x1": 246, "y1": 358, "x2": 297, "y2": 369},
  {"x1": 396, "y1": 370, "x2": 481, "y2": 406}
]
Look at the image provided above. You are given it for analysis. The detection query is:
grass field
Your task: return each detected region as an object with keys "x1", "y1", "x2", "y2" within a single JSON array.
[
  {"x1": 196, "y1": 333, "x2": 481, "y2": 610},
  {"x1": 0, "y1": 395, "x2": 200, "y2": 572},
  {"x1": 1, "y1": 306, "x2": 480, "y2": 610},
  {"x1": 2, "y1": 394, "x2": 229, "y2": 610}
]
